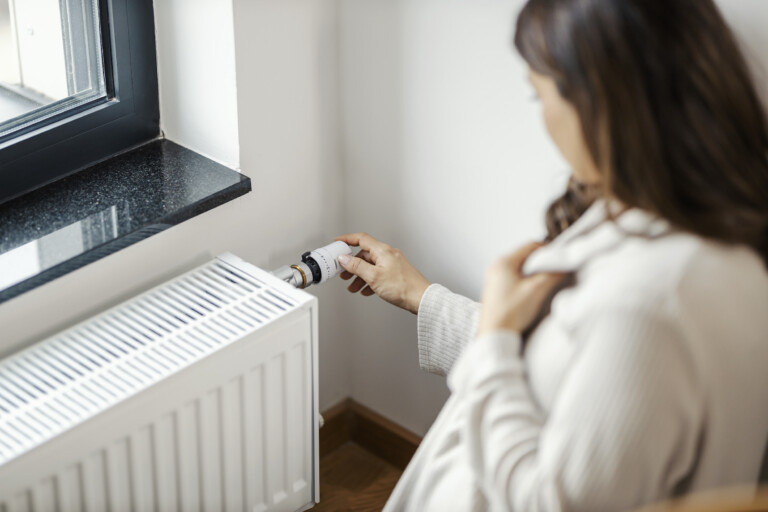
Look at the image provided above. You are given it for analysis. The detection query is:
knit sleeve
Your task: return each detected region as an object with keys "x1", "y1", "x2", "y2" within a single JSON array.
[
  {"x1": 447, "y1": 305, "x2": 704, "y2": 512},
  {"x1": 416, "y1": 284, "x2": 481, "y2": 376}
]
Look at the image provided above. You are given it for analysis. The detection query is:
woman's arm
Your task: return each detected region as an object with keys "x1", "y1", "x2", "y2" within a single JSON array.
[
  {"x1": 416, "y1": 283, "x2": 481, "y2": 376},
  {"x1": 336, "y1": 232, "x2": 482, "y2": 375},
  {"x1": 450, "y1": 306, "x2": 703, "y2": 512}
]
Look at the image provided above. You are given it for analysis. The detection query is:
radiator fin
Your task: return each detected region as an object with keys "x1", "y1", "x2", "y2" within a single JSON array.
[
  {"x1": 1, "y1": 336, "x2": 311, "y2": 512},
  {"x1": 0, "y1": 255, "x2": 316, "y2": 512},
  {"x1": 0, "y1": 260, "x2": 296, "y2": 466}
]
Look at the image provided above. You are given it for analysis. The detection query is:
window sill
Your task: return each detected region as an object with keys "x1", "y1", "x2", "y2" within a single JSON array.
[{"x1": 0, "y1": 139, "x2": 251, "y2": 304}]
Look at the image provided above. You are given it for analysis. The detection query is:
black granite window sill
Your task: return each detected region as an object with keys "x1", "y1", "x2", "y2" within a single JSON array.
[{"x1": 0, "y1": 139, "x2": 251, "y2": 304}]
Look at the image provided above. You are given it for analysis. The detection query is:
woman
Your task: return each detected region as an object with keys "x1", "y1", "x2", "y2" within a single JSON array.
[{"x1": 336, "y1": 0, "x2": 768, "y2": 510}]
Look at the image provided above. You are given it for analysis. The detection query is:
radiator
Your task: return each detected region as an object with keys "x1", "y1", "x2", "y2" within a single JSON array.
[{"x1": 0, "y1": 254, "x2": 320, "y2": 512}]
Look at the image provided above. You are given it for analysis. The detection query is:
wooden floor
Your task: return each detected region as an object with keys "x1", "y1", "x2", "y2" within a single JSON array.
[{"x1": 313, "y1": 442, "x2": 403, "y2": 512}]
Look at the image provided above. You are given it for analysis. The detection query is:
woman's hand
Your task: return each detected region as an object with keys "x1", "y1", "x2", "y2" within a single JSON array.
[
  {"x1": 477, "y1": 242, "x2": 568, "y2": 337},
  {"x1": 334, "y1": 233, "x2": 430, "y2": 314}
]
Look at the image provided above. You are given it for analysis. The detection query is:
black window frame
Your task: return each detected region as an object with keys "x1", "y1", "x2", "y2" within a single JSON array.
[{"x1": 0, "y1": 0, "x2": 159, "y2": 205}]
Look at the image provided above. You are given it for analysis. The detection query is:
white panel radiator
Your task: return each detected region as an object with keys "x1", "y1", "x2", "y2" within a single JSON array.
[{"x1": 0, "y1": 254, "x2": 320, "y2": 512}]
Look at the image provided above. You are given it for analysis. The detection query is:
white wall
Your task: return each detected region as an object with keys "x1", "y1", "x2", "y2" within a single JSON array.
[
  {"x1": 716, "y1": 0, "x2": 768, "y2": 103},
  {"x1": 154, "y1": 0, "x2": 240, "y2": 168}
]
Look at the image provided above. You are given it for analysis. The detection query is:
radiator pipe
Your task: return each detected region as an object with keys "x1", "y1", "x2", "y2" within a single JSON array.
[{"x1": 271, "y1": 241, "x2": 353, "y2": 289}]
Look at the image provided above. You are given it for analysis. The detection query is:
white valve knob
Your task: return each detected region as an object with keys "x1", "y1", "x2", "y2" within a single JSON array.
[
  {"x1": 272, "y1": 241, "x2": 353, "y2": 289},
  {"x1": 305, "y1": 241, "x2": 353, "y2": 285}
]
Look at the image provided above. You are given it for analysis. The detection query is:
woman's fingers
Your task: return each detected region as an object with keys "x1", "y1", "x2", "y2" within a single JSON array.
[
  {"x1": 478, "y1": 242, "x2": 567, "y2": 335},
  {"x1": 525, "y1": 272, "x2": 568, "y2": 302},
  {"x1": 347, "y1": 276, "x2": 368, "y2": 293},
  {"x1": 335, "y1": 233, "x2": 385, "y2": 261},
  {"x1": 356, "y1": 250, "x2": 374, "y2": 263},
  {"x1": 532, "y1": 272, "x2": 567, "y2": 288},
  {"x1": 360, "y1": 286, "x2": 376, "y2": 297},
  {"x1": 509, "y1": 241, "x2": 545, "y2": 272},
  {"x1": 338, "y1": 253, "x2": 377, "y2": 284},
  {"x1": 341, "y1": 250, "x2": 374, "y2": 281},
  {"x1": 335, "y1": 232, "x2": 368, "y2": 247}
]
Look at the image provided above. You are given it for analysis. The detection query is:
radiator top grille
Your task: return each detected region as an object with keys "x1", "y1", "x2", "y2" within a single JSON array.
[{"x1": 0, "y1": 255, "x2": 302, "y2": 466}]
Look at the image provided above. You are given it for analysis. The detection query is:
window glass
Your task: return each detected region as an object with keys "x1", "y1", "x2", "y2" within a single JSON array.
[{"x1": 0, "y1": 0, "x2": 106, "y2": 140}]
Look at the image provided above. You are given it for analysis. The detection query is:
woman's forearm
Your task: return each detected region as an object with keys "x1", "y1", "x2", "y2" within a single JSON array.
[{"x1": 417, "y1": 284, "x2": 481, "y2": 376}]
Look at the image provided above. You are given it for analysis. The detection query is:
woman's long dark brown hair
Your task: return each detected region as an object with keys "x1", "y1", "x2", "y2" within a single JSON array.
[{"x1": 515, "y1": 0, "x2": 768, "y2": 263}]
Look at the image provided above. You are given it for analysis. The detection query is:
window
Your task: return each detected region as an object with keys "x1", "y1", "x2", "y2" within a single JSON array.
[
  {"x1": 0, "y1": 0, "x2": 158, "y2": 204},
  {"x1": 0, "y1": 0, "x2": 106, "y2": 139}
]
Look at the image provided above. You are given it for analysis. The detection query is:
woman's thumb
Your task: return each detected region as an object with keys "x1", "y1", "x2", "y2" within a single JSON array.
[{"x1": 338, "y1": 254, "x2": 375, "y2": 283}]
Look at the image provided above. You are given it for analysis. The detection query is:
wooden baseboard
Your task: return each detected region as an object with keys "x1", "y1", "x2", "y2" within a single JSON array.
[
  {"x1": 319, "y1": 399, "x2": 354, "y2": 458},
  {"x1": 320, "y1": 399, "x2": 422, "y2": 470}
]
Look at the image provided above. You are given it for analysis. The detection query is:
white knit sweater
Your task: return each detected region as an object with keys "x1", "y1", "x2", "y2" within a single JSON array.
[{"x1": 383, "y1": 200, "x2": 768, "y2": 512}]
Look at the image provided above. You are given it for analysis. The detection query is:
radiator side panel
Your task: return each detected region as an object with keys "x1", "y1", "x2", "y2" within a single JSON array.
[{"x1": 1, "y1": 312, "x2": 313, "y2": 512}]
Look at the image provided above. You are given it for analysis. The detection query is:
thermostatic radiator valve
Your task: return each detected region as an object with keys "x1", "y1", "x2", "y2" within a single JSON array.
[{"x1": 272, "y1": 241, "x2": 353, "y2": 289}]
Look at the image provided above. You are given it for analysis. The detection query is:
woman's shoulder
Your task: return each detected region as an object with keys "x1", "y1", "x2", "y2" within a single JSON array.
[
  {"x1": 579, "y1": 230, "x2": 768, "y2": 316},
  {"x1": 553, "y1": 231, "x2": 768, "y2": 377}
]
